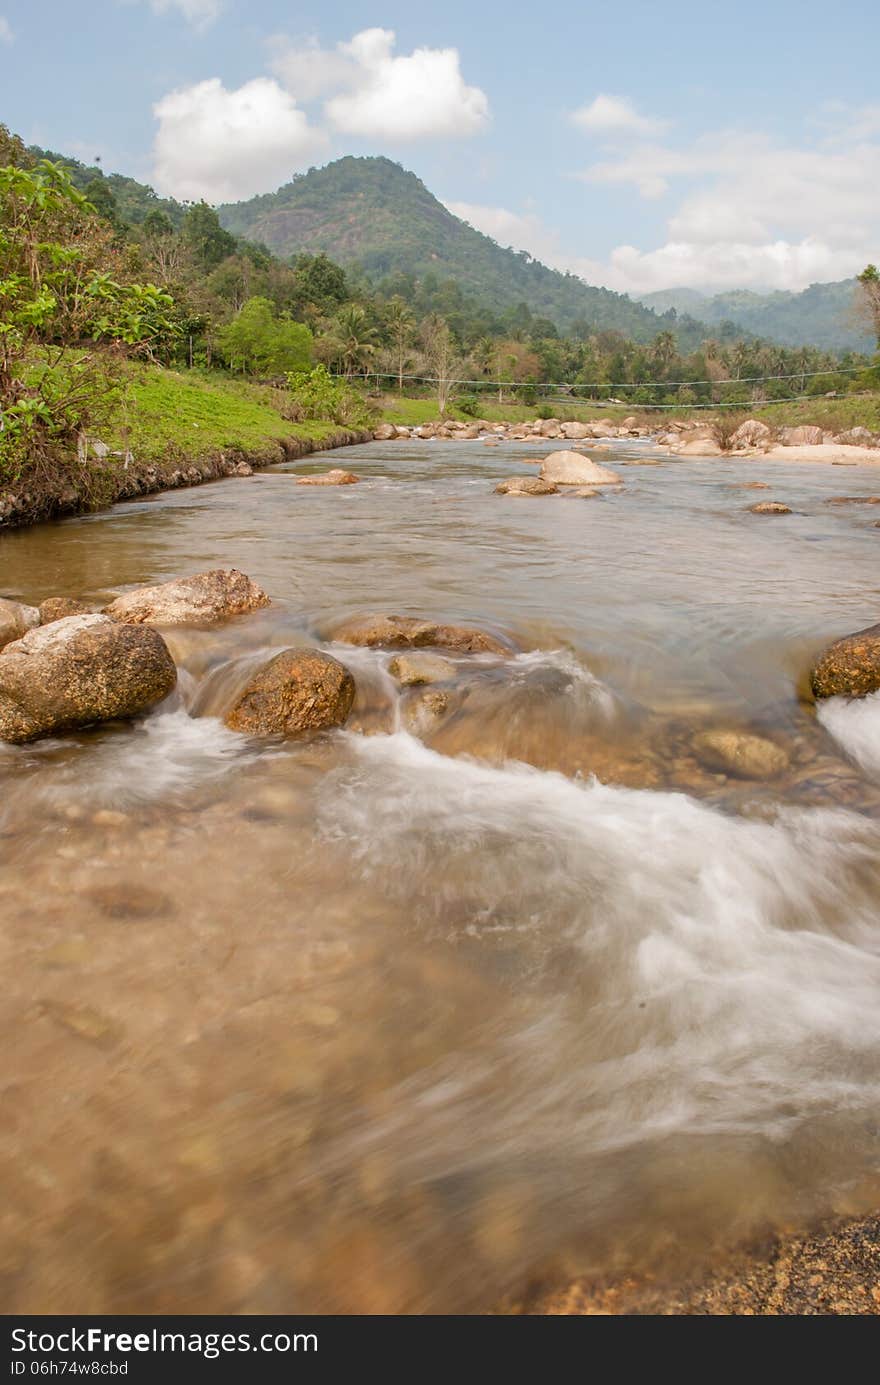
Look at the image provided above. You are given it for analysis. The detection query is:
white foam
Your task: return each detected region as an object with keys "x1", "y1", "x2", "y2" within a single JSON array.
[
  {"x1": 316, "y1": 732, "x2": 880, "y2": 1156},
  {"x1": 818, "y1": 689, "x2": 880, "y2": 779}
]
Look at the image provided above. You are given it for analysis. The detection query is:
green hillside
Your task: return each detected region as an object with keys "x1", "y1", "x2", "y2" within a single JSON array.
[
  {"x1": 639, "y1": 280, "x2": 873, "y2": 353},
  {"x1": 217, "y1": 156, "x2": 707, "y2": 345}
]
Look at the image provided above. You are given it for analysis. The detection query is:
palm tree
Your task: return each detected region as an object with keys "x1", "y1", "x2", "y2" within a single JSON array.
[
  {"x1": 334, "y1": 304, "x2": 378, "y2": 379},
  {"x1": 384, "y1": 296, "x2": 414, "y2": 390}
]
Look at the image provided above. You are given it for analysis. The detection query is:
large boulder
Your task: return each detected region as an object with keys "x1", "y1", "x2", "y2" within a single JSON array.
[
  {"x1": 779, "y1": 425, "x2": 824, "y2": 447},
  {"x1": 0, "y1": 615, "x2": 176, "y2": 743},
  {"x1": 329, "y1": 614, "x2": 509, "y2": 655},
  {"x1": 105, "y1": 569, "x2": 270, "y2": 626},
  {"x1": 691, "y1": 729, "x2": 790, "y2": 780},
  {"x1": 810, "y1": 622, "x2": 880, "y2": 700},
  {"x1": 372, "y1": 423, "x2": 397, "y2": 441},
  {"x1": 559, "y1": 421, "x2": 590, "y2": 440},
  {"x1": 494, "y1": 476, "x2": 559, "y2": 496},
  {"x1": 0, "y1": 598, "x2": 40, "y2": 652},
  {"x1": 295, "y1": 469, "x2": 359, "y2": 486},
  {"x1": 730, "y1": 419, "x2": 772, "y2": 449},
  {"x1": 539, "y1": 451, "x2": 621, "y2": 486},
  {"x1": 225, "y1": 649, "x2": 355, "y2": 737}
]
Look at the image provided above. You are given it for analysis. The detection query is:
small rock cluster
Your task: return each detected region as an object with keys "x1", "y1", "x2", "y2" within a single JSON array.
[{"x1": 373, "y1": 415, "x2": 650, "y2": 443}]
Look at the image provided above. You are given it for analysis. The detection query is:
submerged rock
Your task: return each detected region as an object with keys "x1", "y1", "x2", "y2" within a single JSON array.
[
  {"x1": 0, "y1": 614, "x2": 176, "y2": 743},
  {"x1": 810, "y1": 622, "x2": 880, "y2": 699},
  {"x1": 105, "y1": 569, "x2": 270, "y2": 626},
  {"x1": 401, "y1": 688, "x2": 452, "y2": 736},
  {"x1": 329, "y1": 614, "x2": 510, "y2": 655},
  {"x1": 749, "y1": 501, "x2": 792, "y2": 515},
  {"x1": 494, "y1": 477, "x2": 559, "y2": 496},
  {"x1": 295, "y1": 469, "x2": 359, "y2": 486},
  {"x1": 388, "y1": 652, "x2": 457, "y2": 686},
  {"x1": 0, "y1": 597, "x2": 40, "y2": 652},
  {"x1": 39, "y1": 597, "x2": 92, "y2": 625},
  {"x1": 691, "y1": 728, "x2": 790, "y2": 780},
  {"x1": 225, "y1": 649, "x2": 355, "y2": 737},
  {"x1": 539, "y1": 451, "x2": 621, "y2": 486}
]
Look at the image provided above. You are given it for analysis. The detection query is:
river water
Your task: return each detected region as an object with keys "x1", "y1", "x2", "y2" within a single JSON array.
[{"x1": 2, "y1": 437, "x2": 880, "y2": 1312}]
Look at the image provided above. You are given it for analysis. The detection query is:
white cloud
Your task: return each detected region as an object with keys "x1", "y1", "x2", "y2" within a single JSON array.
[
  {"x1": 571, "y1": 94, "x2": 667, "y2": 139},
  {"x1": 147, "y1": 0, "x2": 222, "y2": 30},
  {"x1": 271, "y1": 27, "x2": 490, "y2": 141},
  {"x1": 152, "y1": 77, "x2": 328, "y2": 202},
  {"x1": 567, "y1": 112, "x2": 880, "y2": 293},
  {"x1": 445, "y1": 201, "x2": 548, "y2": 250},
  {"x1": 0, "y1": 15, "x2": 13, "y2": 43}
]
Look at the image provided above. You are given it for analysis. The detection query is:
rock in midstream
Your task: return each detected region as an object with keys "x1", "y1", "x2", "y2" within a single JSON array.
[
  {"x1": 388, "y1": 652, "x2": 457, "y2": 686},
  {"x1": 104, "y1": 569, "x2": 270, "y2": 626},
  {"x1": 0, "y1": 597, "x2": 40, "y2": 651},
  {"x1": 539, "y1": 451, "x2": 622, "y2": 486},
  {"x1": 0, "y1": 614, "x2": 177, "y2": 743},
  {"x1": 810, "y1": 621, "x2": 880, "y2": 699},
  {"x1": 329, "y1": 614, "x2": 511, "y2": 656},
  {"x1": 690, "y1": 728, "x2": 790, "y2": 780},
  {"x1": 494, "y1": 477, "x2": 559, "y2": 497},
  {"x1": 295, "y1": 470, "x2": 359, "y2": 486},
  {"x1": 38, "y1": 597, "x2": 93, "y2": 625},
  {"x1": 225, "y1": 649, "x2": 356, "y2": 737}
]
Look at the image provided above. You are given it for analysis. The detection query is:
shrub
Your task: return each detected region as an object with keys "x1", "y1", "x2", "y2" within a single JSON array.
[{"x1": 285, "y1": 365, "x2": 379, "y2": 429}]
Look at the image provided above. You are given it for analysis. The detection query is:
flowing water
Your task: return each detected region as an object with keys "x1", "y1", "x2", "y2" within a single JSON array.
[{"x1": 2, "y1": 438, "x2": 880, "y2": 1312}]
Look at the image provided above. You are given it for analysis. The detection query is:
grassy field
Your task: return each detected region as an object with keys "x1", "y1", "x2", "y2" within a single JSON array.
[{"x1": 117, "y1": 367, "x2": 344, "y2": 461}]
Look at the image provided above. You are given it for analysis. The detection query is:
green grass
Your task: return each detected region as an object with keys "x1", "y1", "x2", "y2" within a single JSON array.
[{"x1": 113, "y1": 366, "x2": 344, "y2": 462}]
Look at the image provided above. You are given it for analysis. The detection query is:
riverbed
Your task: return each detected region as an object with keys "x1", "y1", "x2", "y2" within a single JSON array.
[{"x1": 2, "y1": 436, "x2": 880, "y2": 1312}]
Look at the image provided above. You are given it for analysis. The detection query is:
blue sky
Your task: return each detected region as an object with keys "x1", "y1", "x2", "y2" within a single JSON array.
[{"x1": 2, "y1": 0, "x2": 878, "y2": 295}]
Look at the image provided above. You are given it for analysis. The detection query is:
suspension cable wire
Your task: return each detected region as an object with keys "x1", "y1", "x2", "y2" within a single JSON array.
[{"x1": 332, "y1": 365, "x2": 867, "y2": 391}]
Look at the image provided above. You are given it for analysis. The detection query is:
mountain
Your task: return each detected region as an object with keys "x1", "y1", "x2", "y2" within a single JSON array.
[
  {"x1": 638, "y1": 281, "x2": 872, "y2": 353},
  {"x1": 217, "y1": 156, "x2": 708, "y2": 345}
]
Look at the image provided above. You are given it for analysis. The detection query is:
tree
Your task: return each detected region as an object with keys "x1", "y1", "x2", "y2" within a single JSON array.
[
  {"x1": 421, "y1": 314, "x2": 460, "y2": 415},
  {"x1": 181, "y1": 201, "x2": 236, "y2": 270},
  {"x1": 383, "y1": 296, "x2": 414, "y2": 389},
  {"x1": 332, "y1": 304, "x2": 378, "y2": 378},
  {"x1": 0, "y1": 159, "x2": 177, "y2": 486},
  {"x1": 217, "y1": 296, "x2": 312, "y2": 377},
  {"x1": 856, "y1": 265, "x2": 880, "y2": 348}
]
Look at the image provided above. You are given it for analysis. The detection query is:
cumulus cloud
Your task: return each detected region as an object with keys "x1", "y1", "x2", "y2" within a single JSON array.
[
  {"x1": 146, "y1": 0, "x2": 222, "y2": 30},
  {"x1": 152, "y1": 77, "x2": 328, "y2": 202},
  {"x1": 0, "y1": 15, "x2": 13, "y2": 42},
  {"x1": 568, "y1": 112, "x2": 880, "y2": 292},
  {"x1": 271, "y1": 27, "x2": 489, "y2": 140},
  {"x1": 571, "y1": 94, "x2": 667, "y2": 139}
]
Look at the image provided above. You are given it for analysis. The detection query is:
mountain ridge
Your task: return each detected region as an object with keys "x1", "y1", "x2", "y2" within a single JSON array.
[{"x1": 638, "y1": 281, "x2": 871, "y2": 353}]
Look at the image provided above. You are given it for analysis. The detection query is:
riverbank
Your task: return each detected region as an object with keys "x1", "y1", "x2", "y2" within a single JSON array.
[{"x1": 0, "y1": 366, "x2": 373, "y2": 530}]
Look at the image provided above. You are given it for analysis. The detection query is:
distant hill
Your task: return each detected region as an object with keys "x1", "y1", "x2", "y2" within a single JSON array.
[
  {"x1": 638, "y1": 281, "x2": 872, "y2": 353},
  {"x1": 27, "y1": 143, "x2": 186, "y2": 229},
  {"x1": 217, "y1": 156, "x2": 709, "y2": 345}
]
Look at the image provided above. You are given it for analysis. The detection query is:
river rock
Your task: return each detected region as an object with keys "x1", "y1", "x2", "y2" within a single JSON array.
[
  {"x1": 225, "y1": 649, "x2": 355, "y2": 737},
  {"x1": 749, "y1": 501, "x2": 791, "y2": 515},
  {"x1": 730, "y1": 419, "x2": 772, "y2": 449},
  {"x1": 295, "y1": 469, "x2": 359, "y2": 486},
  {"x1": 388, "y1": 653, "x2": 457, "y2": 686},
  {"x1": 779, "y1": 425, "x2": 824, "y2": 446},
  {"x1": 105, "y1": 569, "x2": 270, "y2": 626},
  {"x1": 39, "y1": 597, "x2": 92, "y2": 625},
  {"x1": 0, "y1": 615, "x2": 177, "y2": 743},
  {"x1": 0, "y1": 598, "x2": 40, "y2": 652},
  {"x1": 691, "y1": 728, "x2": 790, "y2": 780},
  {"x1": 559, "y1": 422, "x2": 591, "y2": 440},
  {"x1": 494, "y1": 477, "x2": 559, "y2": 496},
  {"x1": 563, "y1": 487, "x2": 601, "y2": 498},
  {"x1": 372, "y1": 423, "x2": 397, "y2": 441},
  {"x1": 329, "y1": 614, "x2": 509, "y2": 655},
  {"x1": 539, "y1": 451, "x2": 621, "y2": 486},
  {"x1": 810, "y1": 622, "x2": 880, "y2": 699}
]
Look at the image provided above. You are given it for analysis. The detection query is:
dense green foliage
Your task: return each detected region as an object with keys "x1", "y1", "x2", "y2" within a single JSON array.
[
  {"x1": 217, "y1": 296, "x2": 313, "y2": 376},
  {"x1": 0, "y1": 155, "x2": 176, "y2": 491},
  {"x1": 285, "y1": 365, "x2": 379, "y2": 429},
  {"x1": 217, "y1": 157, "x2": 713, "y2": 346},
  {"x1": 640, "y1": 280, "x2": 874, "y2": 353}
]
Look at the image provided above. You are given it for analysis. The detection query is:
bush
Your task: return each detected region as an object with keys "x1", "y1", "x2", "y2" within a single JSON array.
[
  {"x1": 285, "y1": 365, "x2": 379, "y2": 429},
  {"x1": 217, "y1": 297, "x2": 313, "y2": 378},
  {"x1": 457, "y1": 394, "x2": 480, "y2": 417}
]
